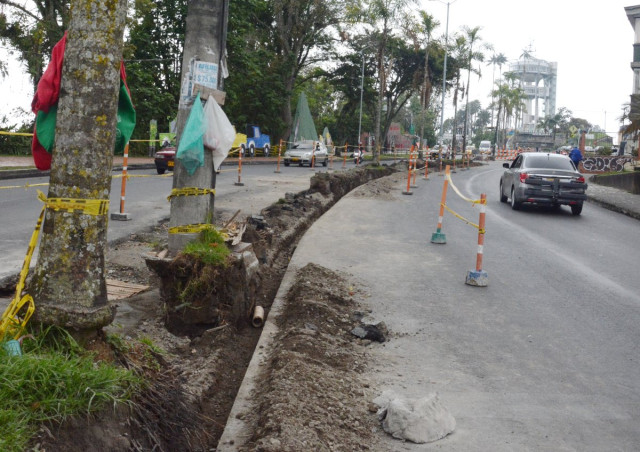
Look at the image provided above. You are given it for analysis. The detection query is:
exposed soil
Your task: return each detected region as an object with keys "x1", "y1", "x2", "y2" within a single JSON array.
[
  {"x1": 30, "y1": 165, "x2": 399, "y2": 451},
  {"x1": 235, "y1": 263, "x2": 380, "y2": 451}
]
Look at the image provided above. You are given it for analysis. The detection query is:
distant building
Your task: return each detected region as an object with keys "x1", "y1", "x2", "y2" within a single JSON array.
[
  {"x1": 508, "y1": 56, "x2": 557, "y2": 131},
  {"x1": 625, "y1": 5, "x2": 640, "y2": 155}
]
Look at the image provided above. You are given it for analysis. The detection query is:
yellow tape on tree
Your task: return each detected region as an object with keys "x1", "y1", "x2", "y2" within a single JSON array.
[
  {"x1": 167, "y1": 187, "x2": 216, "y2": 201},
  {"x1": 37, "y1": 190, "x2": 109, "y2": 215},
  {"x1": 168, "y1": 223, "x2": 215, "y2": 234}
]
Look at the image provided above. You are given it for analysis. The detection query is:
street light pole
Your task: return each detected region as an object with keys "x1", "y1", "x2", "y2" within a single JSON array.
[
  {"x1": 431, "y1": 0, "x2": 457, "y2": 151},
  {"x1": 358, "y1": 51, "x2": 365, "y2": 147}
]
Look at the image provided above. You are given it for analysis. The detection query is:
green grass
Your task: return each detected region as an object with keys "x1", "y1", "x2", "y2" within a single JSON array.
[
  {"x1": 183, "y1": 227, "x2": 230, "y2": 266},
  {"x1": 0, "y1": 327, "x2": 142, "y2": 452}
]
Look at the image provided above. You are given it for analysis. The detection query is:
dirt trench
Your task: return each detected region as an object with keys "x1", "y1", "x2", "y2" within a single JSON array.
[{"x1": 33, "y1": 164, "x2": 397, "y2": 451}]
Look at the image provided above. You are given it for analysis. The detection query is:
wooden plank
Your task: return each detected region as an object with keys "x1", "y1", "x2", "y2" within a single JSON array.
[
  {"x1": 192, "y1": 84, "x2": 226, "y2": 105},
  {"x1": 106, "y1": 279, "x2": 149, "y2": 301}
]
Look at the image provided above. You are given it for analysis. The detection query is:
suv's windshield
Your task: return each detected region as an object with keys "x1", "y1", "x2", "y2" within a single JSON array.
[{"x1": 523, "y1": 155, "x2": 575, "y2": 171}]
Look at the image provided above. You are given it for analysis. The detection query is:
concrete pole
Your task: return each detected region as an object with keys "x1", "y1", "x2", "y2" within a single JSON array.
[{"x1": 169, "y1": 0, "x2": 229, "y2": 254}]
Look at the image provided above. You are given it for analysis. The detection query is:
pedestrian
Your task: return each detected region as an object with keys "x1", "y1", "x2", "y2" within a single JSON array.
[{"x1": 569, "y1": 146, "x2": 583, "y2": 171}]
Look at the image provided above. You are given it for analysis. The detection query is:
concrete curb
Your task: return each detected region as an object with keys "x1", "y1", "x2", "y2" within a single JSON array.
[{"x1": 586, "y1": 196, "x2": 640, "y2": 221}]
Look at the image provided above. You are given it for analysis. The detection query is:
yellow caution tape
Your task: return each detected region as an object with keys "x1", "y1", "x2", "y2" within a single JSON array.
[
  {"x1": 441, "y1": 202, "x2": 483, "y2": 232},
  {"x1": 167, "y1": 187, "x2": 216, "y2": 201},
  {"x1": 37, "y1": 190, "x2": 109, "y2": 216},
  {"x1": 0, "y1": 182, "x2": 50, "y2": 190},
  {"x1": 168, "y1": 223, "x2": 215, "y2": 234},
  {"x1": 445, "y1": 173, "x2": 482, "y2": 205},
  {"x1": 0, "y1": 208, "x2": 43, "y2": 339},
  {"x1": 0, "y1": 131, "x2": 34, "y2": 137}
]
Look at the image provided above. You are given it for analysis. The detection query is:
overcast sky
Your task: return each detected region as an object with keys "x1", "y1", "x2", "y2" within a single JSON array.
[
  {"x1": 1, "y1": 0, "x2": 636, "y2": 142},
  {"x1": 421, "y1": 0, "x2": 636, "y2": 141}
]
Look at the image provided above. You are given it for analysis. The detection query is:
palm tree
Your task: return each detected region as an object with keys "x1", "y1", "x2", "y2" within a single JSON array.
[
  {"x1": 417, "y1": 11, "x2": 439, "y2": 148},
  {"x1": 488, "y1": 52, "x2": 507, "y2": 128},
  {"x1": 367, "y1": 0, "x2": 416, "y2": 164},
  {"x1": 449, "y1": 34, "x2": 467, "y2": 155},
  {"x1": 461, "y1": 26, "x2": 490, "y2": 153}
]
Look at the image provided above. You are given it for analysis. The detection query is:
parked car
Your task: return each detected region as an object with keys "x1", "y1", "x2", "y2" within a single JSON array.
[
  {"x1": 499, "y1": 153, "x2": 587, "y2": 215},
  {"x1": 283, "y1": 141, "x2": 328, "y2": 167},
  {"x1": 154, "y1": 144, "x2": 176, "y2": 174}
]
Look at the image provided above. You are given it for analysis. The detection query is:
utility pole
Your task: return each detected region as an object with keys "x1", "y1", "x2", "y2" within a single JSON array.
[
  {"x1": 32, "y1": 0, "x2": 128, "y2": 333},
  {"x1": 168, "y1": 0, "x2": 229, "y2": 254}
]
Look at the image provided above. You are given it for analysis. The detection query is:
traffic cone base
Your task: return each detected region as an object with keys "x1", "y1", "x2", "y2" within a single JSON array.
[
  {"x1": 431, "y1": 232, "x2": 446, "y2": 244},
  {"x1": 465, "y1": 270, "x2": 488, "y2": 287}
]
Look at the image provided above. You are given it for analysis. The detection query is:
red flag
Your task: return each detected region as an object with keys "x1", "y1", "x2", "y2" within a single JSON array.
[{"x1": 31, "y1": 33, "x2": 135, "y2": 170}]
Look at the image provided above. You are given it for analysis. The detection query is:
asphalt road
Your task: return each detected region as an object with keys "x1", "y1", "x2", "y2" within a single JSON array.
[
  {"x1": 285, "y1": 160, "x2": 640, "y2": 450},
  {"x1": 0, "y1": 161, "x2": 345, "y2": 281}
]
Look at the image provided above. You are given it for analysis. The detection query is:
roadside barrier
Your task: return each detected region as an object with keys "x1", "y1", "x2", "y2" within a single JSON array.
[
  {"x1": 402, "y1": 145, "x2": 416, "y2": 196},
  {"x1": 431, "y1": 165, "x2": 449, "y2": 243},
  {"x1": 423, "y1": 147, "x2": 429, "y2": 180},
  {"x1": 275, "y1": 139, "x2": 283, "y2": 173},
  {"x1": 235, "y1": 146, "x2": 244, "y2": 186},
  {"x1": 310, "y1": 140, "x2": 317, "y2": 169},
  {"x1": 465, "y1": 193, "x2": 487, "y2": 286},
  {"x1": 111, "y1": 143, "x2": 131, "y2": 221},
  {"x1": 411, "y1": 147, "x2": 418, "y2": 188},
  {"x1": 342, "y1": 144, "x2": 348, "y2": 169},
  {"x1": 430, "y1": 165, "x2": 488, "y2": 286}
]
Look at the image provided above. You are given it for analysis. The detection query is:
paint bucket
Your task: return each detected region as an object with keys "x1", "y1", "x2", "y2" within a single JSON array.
[{"x1": 3, "y1": 339, "x2": 22, "y2": 357}]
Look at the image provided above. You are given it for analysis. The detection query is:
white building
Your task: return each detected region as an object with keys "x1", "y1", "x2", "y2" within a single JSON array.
[{"x1": 508, "y1": 56, "x2": 557, "y2": 132}]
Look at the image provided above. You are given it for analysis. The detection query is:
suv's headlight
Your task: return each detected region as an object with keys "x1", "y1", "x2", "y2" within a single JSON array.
[{"x1": 303, "y1": 152, "x2": 311, "y2": 158}]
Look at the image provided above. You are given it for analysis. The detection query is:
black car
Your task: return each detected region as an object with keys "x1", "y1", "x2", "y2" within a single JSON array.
[{"x1": 499, "y1": 153, "x2": 588, "y2": 215}]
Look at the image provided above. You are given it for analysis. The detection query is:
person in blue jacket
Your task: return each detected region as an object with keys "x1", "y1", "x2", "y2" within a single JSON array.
[{"x1": 569, "y1": 146, "x2": 583, "y2": 170}]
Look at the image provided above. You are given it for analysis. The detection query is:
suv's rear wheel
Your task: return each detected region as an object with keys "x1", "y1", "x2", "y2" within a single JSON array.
[
  {"x1": 510, "y1": 187, "x2": 521, "y2": 210},
  {"x1": 571, "y1": 203, "x2": 583, "y2": 216}
]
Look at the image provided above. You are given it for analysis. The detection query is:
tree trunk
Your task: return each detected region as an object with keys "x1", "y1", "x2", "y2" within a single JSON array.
[{"x1": 32, "y1": 0, "x2": 128, "y2": 332}]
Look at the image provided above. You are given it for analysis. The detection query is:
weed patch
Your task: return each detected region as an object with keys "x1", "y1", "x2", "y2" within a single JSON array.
[
  {"x1": 182, "y1": 228, "x2": 230, "y2": 266},
  {"x1": 0, "y1": 327, "x2": 142, "y2": 452}
]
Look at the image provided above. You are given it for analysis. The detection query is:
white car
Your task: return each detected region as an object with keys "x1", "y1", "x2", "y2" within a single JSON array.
[{"x1": 283, "y1": 141, "x2": 329, "y2": 167}]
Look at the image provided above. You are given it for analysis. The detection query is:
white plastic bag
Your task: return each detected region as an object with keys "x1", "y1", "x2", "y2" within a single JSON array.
[{"x1": 203, "y1": 95, "x2": 235, "y2": 171}]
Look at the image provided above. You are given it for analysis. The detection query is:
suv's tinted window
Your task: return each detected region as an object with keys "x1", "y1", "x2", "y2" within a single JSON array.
[{"x1": 524, "y1": 155, "x2": 574, "y2": 171}]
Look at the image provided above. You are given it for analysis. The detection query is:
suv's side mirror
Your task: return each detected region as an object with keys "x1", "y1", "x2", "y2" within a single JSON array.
[{"x1": 503, "y1": 163, "x2": 510, "y2": 169}]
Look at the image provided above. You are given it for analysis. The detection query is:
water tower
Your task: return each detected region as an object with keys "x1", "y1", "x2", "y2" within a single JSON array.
[{"x1": 508, "y1": 54, "x2": 558, "y2": 132}]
